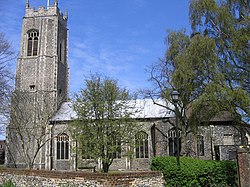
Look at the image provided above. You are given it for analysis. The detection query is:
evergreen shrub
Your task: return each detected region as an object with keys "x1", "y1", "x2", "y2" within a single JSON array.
[
  {"x1": 0, "y1": 180, "x2": 15, "y2": 187},
  {"x1": 151, "y1": 156, "x2": 237, "y2": 187}
]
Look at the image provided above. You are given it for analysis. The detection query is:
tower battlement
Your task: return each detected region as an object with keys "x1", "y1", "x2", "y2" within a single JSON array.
[{"x1": 25, "y1": 1, "x2": 68, "y2": 22}]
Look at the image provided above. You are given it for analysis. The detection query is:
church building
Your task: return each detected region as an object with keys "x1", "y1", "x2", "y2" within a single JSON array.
[{"x1": 6, "y1": 1, "x2": 249, "y2": 171}]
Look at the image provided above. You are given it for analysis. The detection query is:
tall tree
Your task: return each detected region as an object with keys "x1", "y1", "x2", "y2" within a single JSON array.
[
  {"x1": 71, "y1": 74, "x2": 139, "y2": 173},
  {"x1": 189, "y1": 0, "x2": 250, "y2": 123},
  {"x1": 0, "y1": 32, "x2": 15, "y2": 135},
  {"x1": 147, "y1": 0, "x2": 249, "y2": 155},
  {"x1": 147, "y1": 31, "x2": 218, "y2": 156}
]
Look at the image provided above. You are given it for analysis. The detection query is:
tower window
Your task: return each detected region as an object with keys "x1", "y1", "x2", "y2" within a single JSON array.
[
  {"x1": 29, "y1": 85, "x2": 35, "y2": 91},
  {"x1": 27, "y1": 30, "x2": 39, "y2": 56},
  {"x1": 27, "y1": 38, "x2": 33, "y2": 56},
  {"x1": 33, "y1": 37, "x2": 38, "y2": 56}
]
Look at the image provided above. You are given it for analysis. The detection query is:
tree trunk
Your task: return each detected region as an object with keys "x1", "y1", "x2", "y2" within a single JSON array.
[
  {"x1": 102, "y1": 162, "x2": 110, "y2": 173},
  {"x1": 240, "y1": 126, "x2": 247, "y2": 145},
  {"x1": 180, "y1": 124, "x2": 186, "y2": 156}
]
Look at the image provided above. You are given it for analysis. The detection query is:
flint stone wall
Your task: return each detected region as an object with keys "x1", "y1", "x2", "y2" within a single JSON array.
[{"x1": 0, "y1": 168, "x2": 164, "y2": 187}]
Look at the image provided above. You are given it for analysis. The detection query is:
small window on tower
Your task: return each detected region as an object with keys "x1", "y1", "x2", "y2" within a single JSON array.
[{"x1": 30, "y1": 85, "x2": 35, "y2": 91}]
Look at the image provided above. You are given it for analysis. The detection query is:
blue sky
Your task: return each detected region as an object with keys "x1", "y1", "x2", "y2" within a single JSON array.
[{"x1": 0, "y1": 0, "x2": 190, "y2": 95}]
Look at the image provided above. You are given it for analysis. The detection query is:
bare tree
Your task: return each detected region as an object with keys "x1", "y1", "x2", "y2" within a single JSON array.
[
  {"x1": 0, "y1": 31, "x2": 15, "y2": 138},
  {"x1": 7, "y1": 91, "x2": 66, "y2": 169}
]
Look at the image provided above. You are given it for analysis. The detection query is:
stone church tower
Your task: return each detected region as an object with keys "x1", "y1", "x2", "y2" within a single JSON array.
[{"x1": 6, "y1": 0, "x2": 69, "y2": 169}]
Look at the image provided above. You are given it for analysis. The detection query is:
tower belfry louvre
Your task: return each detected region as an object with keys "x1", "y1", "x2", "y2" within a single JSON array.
[{"x1": 6, "y1": 0, "x2": 69, "y2": 169}]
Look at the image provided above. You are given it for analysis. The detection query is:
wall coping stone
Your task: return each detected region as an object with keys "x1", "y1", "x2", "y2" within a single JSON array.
[
  {"x1": 237, "y1": 147, "x2": 250, "y2": 153},
  {"x1": 0, "y1": 168, "x2": 162, "y2": 179}
]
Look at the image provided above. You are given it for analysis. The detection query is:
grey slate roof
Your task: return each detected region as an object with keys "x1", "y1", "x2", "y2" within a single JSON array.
[{"x1": 50, "y1": 99, "x2": 175, "y2": 122}]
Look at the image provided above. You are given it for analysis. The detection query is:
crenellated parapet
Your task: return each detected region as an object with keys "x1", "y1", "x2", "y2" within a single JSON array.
[{"x1": 25, "y1": 1, "x2": 68, "y2": 24}]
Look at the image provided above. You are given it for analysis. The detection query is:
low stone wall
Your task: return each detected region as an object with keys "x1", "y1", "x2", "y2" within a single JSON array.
[{"x1": 0, "y1": 168, "x2": 164, "y2": 187}]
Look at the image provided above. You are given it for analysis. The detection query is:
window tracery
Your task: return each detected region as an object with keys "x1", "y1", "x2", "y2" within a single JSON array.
[
  {"x1": 168, "y1": 128, "x2": 181, "y2": 156},
  {"x1": 57, "y1": 133, "x2": 69, "y2": 160},
  {"x1": 135, "y1": 131, "x2": 149, "y2": 158},
  {"x1": 27, "y1": 30, "x2": 39, "y2": 56}
]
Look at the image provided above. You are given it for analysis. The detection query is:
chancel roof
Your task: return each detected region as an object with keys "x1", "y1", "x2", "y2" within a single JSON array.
[{"x1": 50, "y1": 99, "x2": 175, "y2": 122}]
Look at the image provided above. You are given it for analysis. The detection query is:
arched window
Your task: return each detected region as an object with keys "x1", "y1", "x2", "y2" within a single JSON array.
[
  {"x1": 168, "y1": 128, "x2": 181, "y2": 156},
  {"x1": 135, "y1": 131, "x2": 149, "y2": 158},
  {"x1": 81, "y1": 141, "x2": 94, "y2": 160},
  {"x1": 197, "y1": 135, "x2": 205, "y2": 156},
  {"x1": 27, "y1": 30, "x2": 39, "y2": 56},
  {"x1": 112, "y1": 137, "x2": 121, "y2": 159},
  {"x1": 57, "y1": 134, "x2": 69, "y2": 160}
]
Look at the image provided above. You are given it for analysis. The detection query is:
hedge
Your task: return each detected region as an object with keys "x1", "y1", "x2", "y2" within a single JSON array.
[{"x1": 151, "y1": 156, "x2": 237, "y2": 187}]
